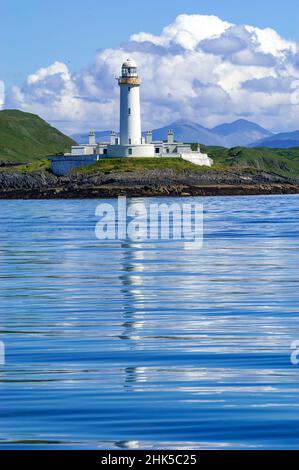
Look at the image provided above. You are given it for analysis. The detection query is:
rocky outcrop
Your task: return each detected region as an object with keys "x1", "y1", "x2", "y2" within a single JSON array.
[{"x1": 0, "y1": 169, "x2": 298, "y2": 198}]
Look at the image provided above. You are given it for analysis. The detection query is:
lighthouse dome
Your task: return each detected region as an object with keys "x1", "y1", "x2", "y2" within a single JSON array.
[
  {"x1": 122, "y1": 58, "x2": 137, "y2": 68},
  {"x1": 121, "y1": 58, "x2": 138, "y2": 79}
]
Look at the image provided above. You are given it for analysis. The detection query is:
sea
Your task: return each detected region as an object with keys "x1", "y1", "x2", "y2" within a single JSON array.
[{"x1": 0, "y1": 195, "x2": 298, "y2": 449}]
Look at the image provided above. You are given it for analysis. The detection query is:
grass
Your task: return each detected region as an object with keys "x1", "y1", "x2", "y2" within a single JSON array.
[
  {"x1": 1, "y1": 150, "x2": 299, "y2": 180},
  {"x1": 0, "y1": 108, "x2": 298, "y2": 179},
  {"x1": 69, "y1": 144, "x2": 299, "y2": 179},
  {"x1": 71, "y1": 147, "x2": 299, "y2": 179},
  {"x1": 202, "y1": 145, "x2": 299, "y2": 178},
  {"x1": 71, "y1": 157, "x2": 225, "y2": 175},
  {"x1": 0, "y1": 158, "x2": 51, "y2": 173},
  {"x1": 0, "y1": 109, "x2": 76, "y2": 162}
]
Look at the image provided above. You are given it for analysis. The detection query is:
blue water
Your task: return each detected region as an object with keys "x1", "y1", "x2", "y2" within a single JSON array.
[{"x1": 0, "y1": 195, "x2": 298, "y2": 449}]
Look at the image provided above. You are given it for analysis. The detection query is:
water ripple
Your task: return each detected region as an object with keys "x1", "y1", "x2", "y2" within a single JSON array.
[{"x1": 0, "y1": 195, "x2": 299, "y2": 449}]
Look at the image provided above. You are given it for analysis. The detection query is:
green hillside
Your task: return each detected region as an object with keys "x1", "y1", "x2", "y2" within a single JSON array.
[
  {"x1": 0, "y1": 109, "x2": 298, "y2": 179},
  {"x1": 201, "y1": 145, "x2": 299, "y2": 178},
  {"x1": 77, "y1": 147, "x2": 299, "y2": 179},
  {"x1": 0, "y1": 109, "x2": 76, "y2": 162}
]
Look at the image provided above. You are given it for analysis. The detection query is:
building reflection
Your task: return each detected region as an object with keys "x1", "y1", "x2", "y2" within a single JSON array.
[{"x1": 118, "y1": 199, "x2": 148, "y2": 391}]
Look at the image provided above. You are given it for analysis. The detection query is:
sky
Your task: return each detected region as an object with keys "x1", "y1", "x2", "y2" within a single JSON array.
[{"x1": 1, "y1": 0, "x2": 299, "y2": 134}]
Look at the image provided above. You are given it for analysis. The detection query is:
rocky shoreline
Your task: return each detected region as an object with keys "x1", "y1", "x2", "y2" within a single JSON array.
[{"x1": 0, "y1": 169, "x2": 298, "y2": 199}]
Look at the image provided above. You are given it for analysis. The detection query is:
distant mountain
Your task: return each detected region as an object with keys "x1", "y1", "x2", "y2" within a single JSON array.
[
  {"x1": 151, "y1": 120, "x2": 225, "y2": 146},
  {"x1": 72, "y1": 121, "x2": 224, "y2": 146},
  {"x1": 0, "y1": 109, "x2": 76, "y2": 162},
  {"x1": 212, "y1": 119, "x2": 272, "y2": 147},
  {"x1": 150, "y1": 119, "x2": 271, "y2": 147},
  {"x1": 152, "y1": 118, "x2": 272, "y2": 147},
  {"x1": 71, "y1": 119, "x2": 299, "y2": 149},
  {"x1": 250, "y1": 130, "x2": 299, "y2": 148}
]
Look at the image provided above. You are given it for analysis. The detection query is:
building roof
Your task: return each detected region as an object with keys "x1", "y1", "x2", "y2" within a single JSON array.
[{"x1": 122, "y1": 58, "x2": 137, "y2": 68}]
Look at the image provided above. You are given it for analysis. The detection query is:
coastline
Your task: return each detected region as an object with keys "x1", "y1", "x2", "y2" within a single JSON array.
[
  {"x1": 0, "y1": 184, "x2": 298, "y2": 199},
  {"x1": 0, "y1": 169, "x2": 298, "y2": 199}
]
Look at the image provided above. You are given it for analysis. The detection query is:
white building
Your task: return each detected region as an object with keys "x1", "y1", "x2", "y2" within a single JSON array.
[{"x1": 50, "y1": 59, "x2": 213, "y2": 175}]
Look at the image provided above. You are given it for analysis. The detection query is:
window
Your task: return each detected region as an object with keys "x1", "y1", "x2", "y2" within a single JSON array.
[
  {"x1": 103, "y1": 148, "x2": 107, "y2": 155},
  {"x1": 155, "y1": 147, "x2": 160, "y2": 154},
  {"x1": 123, "y1": 67, "x2": 137, "y2": 77},
  {"x1": 129, "y1": 138, "x2": 132, "y2": 144},
  {"x1": 128, "y1": 108, "x2": 131, "y2": 115},
  {"x1": 128, "y1": 148, "x2": 132, "y2": 155}
]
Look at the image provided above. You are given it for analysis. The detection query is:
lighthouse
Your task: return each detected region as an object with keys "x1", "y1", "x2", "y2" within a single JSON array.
[
  {"x1": 118, "y1": 58, "x2": 142, "y2": 146},
  {"x1": 50, "y1": 57, "x2": 214, "y2": 173}
]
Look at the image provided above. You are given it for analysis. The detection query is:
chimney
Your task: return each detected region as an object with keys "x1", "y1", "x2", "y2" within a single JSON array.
[
  {"x1": 89, "y1": 130, "x2": 96, "y2": 145},
  {"x1": 167, "y1": 130, "x2": 174, "y2": 144},
  {"x1": 110, "y1": 130, "x2": 116, "y2": 145},
  {"x1": 145, "y1": 130, "x2": 152, "y2": 144}
]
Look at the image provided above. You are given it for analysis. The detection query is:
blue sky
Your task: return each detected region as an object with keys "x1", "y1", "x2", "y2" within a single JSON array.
[
  {"x1": 1, "y1": 0, "x2": 298, "y2": 86},
  {"x1": 1, "y1": 0, "x2": 298, "y2": 133}
]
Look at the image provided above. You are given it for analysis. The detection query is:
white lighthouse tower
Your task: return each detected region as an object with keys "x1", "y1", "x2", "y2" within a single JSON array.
[
  {"x1": 106, "y1": 58, "x2": 155, "y2": 157},
  {"x1": 51, "y1": 57, "x2": 213, "y2": 173},
  {"x1": 119, "y1": 58, "x2": 141, "y2": 145}
]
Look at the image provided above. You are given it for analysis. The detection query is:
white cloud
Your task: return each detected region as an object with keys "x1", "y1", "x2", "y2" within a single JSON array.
[
  {"x1": 4, "y1": 14, "x2": 299, "y2": 134},
  {"x1": 131, "y1": 14, "x2": 231, "y2": 50},
  {"x1": 245, "y1": 25, "x2": 297, "y2": 57},
  {"x1": 242, "y1": 76, "x2": 294, "y2": 93}
]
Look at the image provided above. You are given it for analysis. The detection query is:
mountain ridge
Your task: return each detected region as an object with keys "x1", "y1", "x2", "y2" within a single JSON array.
[
  {"x1": 72, "y1": 118, "x2": 298, "y2": 148},
  {"x1": 250, "y1": 130, "x2": 299, "y2": 148}
]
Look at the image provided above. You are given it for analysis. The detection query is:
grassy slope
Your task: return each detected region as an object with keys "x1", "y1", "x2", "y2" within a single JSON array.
[
  {"x1": 0, "y1": 109, "x2": 76, "y2": 162},
  {"x1": 73, "y1": 147, "x2": 299, "y2": 178},
  {"x1": 0, "y1": 159, "x2": 52, "y2": 173},
  {"x1": 71, "y1": 157, "x2": 224, "y2": 175},
  {"x1": 0, "y1": 110, "x2": 298, "y2": 179},
  {"x1": 2, "y1": 150, "x2": 299, "y2": 179},
  {"x1": 1, "y1": 158, "x2": 216, "y2": 176},
  {"x1": 202, "y1": 146, "x2": 299, "y2": 178}
]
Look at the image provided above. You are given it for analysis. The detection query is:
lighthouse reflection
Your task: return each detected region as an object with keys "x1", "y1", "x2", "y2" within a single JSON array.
[
  {"x1": 119, "y1": 245, "x2": 146, "y2": 343},
  {"x1": 118, "y1": 199, "x2": 149, "y2": 390}
]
